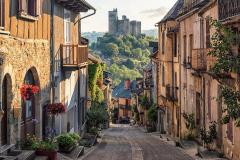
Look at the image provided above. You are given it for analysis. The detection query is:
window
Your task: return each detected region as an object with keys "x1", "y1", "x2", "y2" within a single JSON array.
[
  {"x1": 64, "y1": 9, "x2": 71, "y2": 44},
  {"x1": 174, "y1": 33, "x2": 177, "y2": 57},
  {"x1": 18, "y1": 0, "x2": 41, "y2": 17},
  {"x1": 162, "y1": 65, "x2": 165, "y2": 86},
  {"x1": 189, "y1": 34, "x2": 193, "y2": 64},
  {"x1": 206, "y1": 17, "x2": 211, "y2": 48},
  {"x1": 162, "y1": 31, "x2": 165, "y2": 54},
  {"x1": 183, "y1": 35, "x2": 187, "y2": 63},
  {"x1": 227, "y1": 119, "x2": 233, "y2": 142},
  {"x1": 0, "y1": 0, "x2": 4, "y2": 28}
]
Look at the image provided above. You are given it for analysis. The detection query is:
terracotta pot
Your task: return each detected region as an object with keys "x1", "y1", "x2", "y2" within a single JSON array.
[{"x1": 35, "y1": 150, "x2": 57, "y2": 160}]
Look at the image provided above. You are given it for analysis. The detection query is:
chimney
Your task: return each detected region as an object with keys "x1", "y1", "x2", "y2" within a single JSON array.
[{"x1": 124, "y1": 79, "x2": 131, "y2": 90}]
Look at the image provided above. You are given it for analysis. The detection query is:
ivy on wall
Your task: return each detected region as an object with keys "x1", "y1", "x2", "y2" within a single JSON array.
[
  {"x1": 208, "y1": 19, "x2": 240, "y2": 127},
  {"x1": 88, "y1": 63, "x2": 106, "y2": 103}
]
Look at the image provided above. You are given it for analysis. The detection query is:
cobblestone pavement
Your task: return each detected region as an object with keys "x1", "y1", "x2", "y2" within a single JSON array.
[{"x1": 82, "y1": 124, "x2": 193, "y2": 160}]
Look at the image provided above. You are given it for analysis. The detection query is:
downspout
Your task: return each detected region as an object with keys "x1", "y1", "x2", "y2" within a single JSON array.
[
  {"x1": 200, "y1": 17, "x2": 206, "y2": 129},
  {"x1": 50, "y1": 0, "x2": 55, "y2": 139},
  {"x1": 77, "y1": 7, "x2": 96, "y2": 134},
  {"x1": 75, "y1": 9, "x2": 96, "y2": 25}
]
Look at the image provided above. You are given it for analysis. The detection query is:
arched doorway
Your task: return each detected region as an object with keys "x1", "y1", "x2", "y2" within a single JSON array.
[
  {"x1": 1, "y1": 74, "x2": 12, "y2": 145},
  {"x1": 21, "y1": 68, "x2": 40, "y2": 139}
]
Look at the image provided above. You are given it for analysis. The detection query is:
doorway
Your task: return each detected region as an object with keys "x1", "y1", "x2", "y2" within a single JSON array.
[{"x1": 1, "y1": 74, "x2": 12, "y2": 145}]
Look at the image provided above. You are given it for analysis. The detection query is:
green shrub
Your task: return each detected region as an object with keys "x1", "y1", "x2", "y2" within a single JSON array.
[
  {"x1": 32, "y1": 139, "x2": 57, "y2": 151},
  {"x1": 56, "y1": 134, "x2": 77, "y2": 149},
  {"x1": 88, "y1": 128, "x2": 98, "y2": 135},
  {"x1": 69, "y1": 133, "x2": 81, "y2": 142}
]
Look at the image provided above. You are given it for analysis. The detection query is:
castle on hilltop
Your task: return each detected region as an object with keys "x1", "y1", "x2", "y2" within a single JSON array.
[{"x1": 108, "y1": 9, "x2": 141, "y2": 36}]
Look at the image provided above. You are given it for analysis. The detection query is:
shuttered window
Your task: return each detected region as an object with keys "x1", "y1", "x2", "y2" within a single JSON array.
[
  {"x1": 19, "y1": 0, "x2": 41, "y2": 17},
  {"x1": 183, "y1": 35, "x2": 187, "y2": 64},
  {"x1": 0, "y1": 0, "x2": 4, "y2": 28},
  {"x1": 206, "y1": 17, "x2": 211, "y2": 48},
  {"x1": 189, "y1": 34, "x2": 193, "y2": 64},
  {"x1": 162, "y1": 31, "x2": 165, "y2": 54},
  {"x1": 162, "y1": 65, "x2": 165, "y2": 86}
]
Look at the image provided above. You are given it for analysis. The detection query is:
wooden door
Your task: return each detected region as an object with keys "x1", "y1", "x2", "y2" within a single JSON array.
[{"x1": 21, "y1": 99, "x2": 36, "y2": 139}]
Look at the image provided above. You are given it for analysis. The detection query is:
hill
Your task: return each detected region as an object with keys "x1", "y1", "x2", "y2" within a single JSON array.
[{"x1": 90, "y1": 33, "x2": 155, "y2": 86}]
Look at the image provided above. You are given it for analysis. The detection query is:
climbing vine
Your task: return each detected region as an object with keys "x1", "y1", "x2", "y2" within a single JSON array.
[
  {"x1": 208, "y1": 19, "x2": 240, "y2": 127},
  {"x1": 88, "y1": 63, "x2": 105, "y2": 102}
]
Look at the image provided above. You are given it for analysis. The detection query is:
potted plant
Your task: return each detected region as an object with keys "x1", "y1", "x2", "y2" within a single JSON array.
[
  {"x1": 33, "y1": 139, "x2": 57, "y2": 160},
  {"x1": 20, "y1": 84, "x2": 39, "y2": 100},
  {"x1": 200, "y1": 121, "x2": 217, "y2": 150},
  {"x1": 56, "y1": 134, "x2": 77, "y2": 153},
  {"x1": 46, "y1": 103, "x2": 66, "y2": 140},
  {"x1": 47, "y1": 103, "x2": 66, "y2": 115}
]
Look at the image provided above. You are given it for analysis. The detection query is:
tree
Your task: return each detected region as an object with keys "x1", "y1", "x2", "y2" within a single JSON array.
[
  {"x1": 132, "y1": 48, "x2": 142, "y2": 59},
  {"x1": 104, "y1": 43, "x2": 119, "y2": 56},
  {"x1": 123, "y1": 59, "x2": 135, "y2": 69}
]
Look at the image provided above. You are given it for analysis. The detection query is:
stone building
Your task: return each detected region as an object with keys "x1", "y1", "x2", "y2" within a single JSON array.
[
  {"x1": 0, "y1": 0, "x2": 95, "y2": 150},
  {"x1": 112, "y1": 80, "x2": 136, "y2": 122},
  {"x1": 108, "y1": 9, "x2": 141, "y2": 36},
  {"x1": 152, "y1": 0, "x2": 240, "y2": 159}
]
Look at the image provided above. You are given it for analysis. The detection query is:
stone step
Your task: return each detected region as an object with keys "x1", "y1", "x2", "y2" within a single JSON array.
[
  {"x1": 0, "y1": 144, "x2": 15, "y2": 154},
  {"x1": 0, "y1": 155, "x2": 17, "y2": 160},
  {"x1": 16, "y1": 150, "x2": 35, "y2": 160},
  {"x1": 61, "y1": 146, "x2": 84, "y2": 159}
]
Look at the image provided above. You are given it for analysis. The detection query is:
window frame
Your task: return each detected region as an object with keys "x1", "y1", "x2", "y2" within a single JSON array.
[
  {"x1": 64, "y1": 9, "x2": 71, "y2": 44},
  {"x1": 18, "y1": 0, "x2": 41, "y2": 21},
  {"x1": 0, "y1": 0, "x2": 5, "y2": 29}
]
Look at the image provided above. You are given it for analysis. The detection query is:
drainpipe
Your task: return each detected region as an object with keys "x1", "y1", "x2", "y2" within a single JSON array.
[
  {"x1": 200, "y1": 17, "x2": 206, "y2": 129},
  {"x1": 50, "y1": 0, "x2": 55, "y2": 139}
]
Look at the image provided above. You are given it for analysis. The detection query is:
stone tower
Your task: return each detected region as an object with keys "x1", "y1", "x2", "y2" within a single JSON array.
[{"x1": 108, "y1": 8, "x2": 118, "y2": 34}]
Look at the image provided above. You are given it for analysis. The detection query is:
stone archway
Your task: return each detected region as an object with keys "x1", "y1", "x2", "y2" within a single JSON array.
[
  {"x1": 1, "y1": 74, "x2": 13, "y2": 145},
  {"x1": 21, "y1": 67, "x2": 40, "y2": 139}
]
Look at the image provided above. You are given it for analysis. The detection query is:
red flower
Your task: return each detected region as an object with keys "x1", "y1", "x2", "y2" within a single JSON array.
[
  {"x1": 20, "y1": 84, "x2": 39, "y2": 100},
  {"x1": 47, "y1": 103, "x2": 66, "y2": 115}
]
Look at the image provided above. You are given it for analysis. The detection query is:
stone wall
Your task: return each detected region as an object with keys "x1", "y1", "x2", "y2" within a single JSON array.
[{"x1": 0, "y1": 34, "x2": 50, "y2": 144}]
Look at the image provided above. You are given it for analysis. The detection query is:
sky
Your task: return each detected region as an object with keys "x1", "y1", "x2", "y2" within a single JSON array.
[{"x1": 81, "y1": 0, "x2": 178, "y2": 32}]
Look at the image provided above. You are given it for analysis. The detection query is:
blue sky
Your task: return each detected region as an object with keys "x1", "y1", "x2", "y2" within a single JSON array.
[{"x1": 81, "y1": 0, "x2": 178, "y2": 32}]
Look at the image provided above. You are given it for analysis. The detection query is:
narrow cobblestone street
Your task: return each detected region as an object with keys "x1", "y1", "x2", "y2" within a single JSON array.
[{"x1": 82, "y1": 124, "x2": 193, "y2": 160}]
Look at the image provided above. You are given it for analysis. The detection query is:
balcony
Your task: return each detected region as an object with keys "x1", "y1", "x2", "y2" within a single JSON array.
[
  {"x1": 218, "y1": 0, "x2": 240, "y2": 21},
  {"x1": 166, "y1": 84, "x2": 178, "y2": 101},
  {"x1": 192, "y1": 48, "x2": 208, "y2": 71},
  {"x1": 60, "y1": 44, "x2": 88, "y2": 71}
]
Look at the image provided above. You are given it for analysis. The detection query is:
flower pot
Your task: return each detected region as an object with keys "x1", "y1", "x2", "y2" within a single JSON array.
[{"x1": 35, "y1": 150, "x2": 57, "y2": 160}]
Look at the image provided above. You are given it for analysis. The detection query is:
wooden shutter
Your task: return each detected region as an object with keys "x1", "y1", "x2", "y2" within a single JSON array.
[
  {"x1": 35, "y1": 0, "x2": 42, "y2": 16},
  {"x1": 19, "y1": 0, "x2": 27, "y2": 13}
]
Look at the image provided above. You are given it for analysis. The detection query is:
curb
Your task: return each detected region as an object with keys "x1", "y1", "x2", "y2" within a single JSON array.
[{"x1": 78, "y1": 129, "x2": 107, "y2": 160}]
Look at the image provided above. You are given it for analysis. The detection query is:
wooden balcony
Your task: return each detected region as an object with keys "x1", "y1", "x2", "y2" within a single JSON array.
[
  {"x1": 218, "y1": 0, "x2": 240, "y2": 21},
  {"x1": 60, "y1": 44, "x2": 88, "y2": 71},
  {"x1": 192, "y1": 48, "x2": 208, "y2": 71}
]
